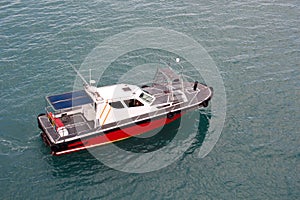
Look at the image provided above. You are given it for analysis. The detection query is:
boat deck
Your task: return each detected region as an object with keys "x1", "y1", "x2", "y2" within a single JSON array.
[
  {"x1": 61, "y1": 113, "x2": 95, "y2": 135},
  {"x1": 144, "y1": 82, "x2": 211, "y2": 106},
  {"x1": 39, "y1": 113, "x2": 95, "y2": 142}
]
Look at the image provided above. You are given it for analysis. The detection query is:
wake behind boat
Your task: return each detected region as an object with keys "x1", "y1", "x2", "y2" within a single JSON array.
[{"x1": 37, "y1": 65, "x2": 213, "y2": 156}]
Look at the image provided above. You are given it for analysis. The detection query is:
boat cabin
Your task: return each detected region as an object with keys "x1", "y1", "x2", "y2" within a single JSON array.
[{"x1": 43, "y1": 67, "x2": 193, "y2": 138}]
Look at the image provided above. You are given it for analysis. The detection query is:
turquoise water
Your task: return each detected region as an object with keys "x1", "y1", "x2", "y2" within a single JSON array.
[{"x1": 0, "y1": 0, "x2": 299, "y2": 199}]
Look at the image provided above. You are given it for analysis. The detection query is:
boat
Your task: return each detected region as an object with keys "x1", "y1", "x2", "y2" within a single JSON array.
[{"x1": 37, "y1": 64, "x2": 213, "y2": 156}]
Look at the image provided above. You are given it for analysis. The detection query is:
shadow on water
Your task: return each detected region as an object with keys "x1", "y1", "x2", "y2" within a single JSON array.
[
  {"x1": 113, "y1": 117, "x2": 182, "y2": 153},
  {"x1": 184, "y1": 111, "x2": 211, "y2": 155},
  {"x1": 114, "y1": 111, "x2": 211, "y2": 154},
  {"x1": 44, "y1": 110, "x2": 211, "y2": 178}
]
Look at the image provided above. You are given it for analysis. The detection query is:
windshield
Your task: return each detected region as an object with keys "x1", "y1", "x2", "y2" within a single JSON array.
[{"x1": 139, "y1": 92, "x2": 154, "y2": 103}]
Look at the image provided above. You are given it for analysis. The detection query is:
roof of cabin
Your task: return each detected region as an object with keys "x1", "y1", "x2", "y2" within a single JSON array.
[{"x1": 96, "y1": 84, "x2": 139, "y2": 100}]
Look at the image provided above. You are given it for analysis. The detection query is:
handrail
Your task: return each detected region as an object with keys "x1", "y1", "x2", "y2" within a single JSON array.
[
  {"x1": 188, "y1": 92, "x2": 200, "y2": 106},
  {"x1": 58, "y1": 100, "x2": 202, "y2": 143}
]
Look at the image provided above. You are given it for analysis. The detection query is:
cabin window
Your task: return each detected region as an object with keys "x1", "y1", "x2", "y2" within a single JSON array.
[
  {"x1": 139, "y1": 92, "x2": 154, "y2": 103},
  {"x1": 109, "y1": 101, "x2": 124, "y2": 109},
  {"x1": 124, "y1": 99, "x2": 144, "y2": 107}
]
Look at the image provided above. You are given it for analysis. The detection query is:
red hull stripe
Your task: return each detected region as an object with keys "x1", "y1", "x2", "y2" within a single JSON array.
[{"x1": 54, "y1": 113, "x2": 182, "y2": 155}]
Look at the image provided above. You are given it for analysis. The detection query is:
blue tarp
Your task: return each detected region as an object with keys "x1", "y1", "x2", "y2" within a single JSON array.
[{"x1": 47, "y1": 90, "x2": 93, "y2": 110}]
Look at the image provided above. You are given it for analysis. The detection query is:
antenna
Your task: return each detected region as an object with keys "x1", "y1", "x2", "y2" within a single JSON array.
[
  {"x1": 68, "y1": 61, "x2": 89, "y2": 86},
  {"x1": 89, "y1": 69, "x2": 91, "y2": 84},
  {"x1": 89, "y1": 69, "x2": 96, "y2": 85},
  {"x1": 176, "y1": 57, "x2": 184, "y2": 90},
  {"x1": 176, "y1": 57, "x2": 184, "y2": 73}
]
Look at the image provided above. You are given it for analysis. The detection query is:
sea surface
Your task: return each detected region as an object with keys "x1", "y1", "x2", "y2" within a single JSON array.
[{"x1": 0, "y1": 0, "x2": 299, "y2": 199}]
